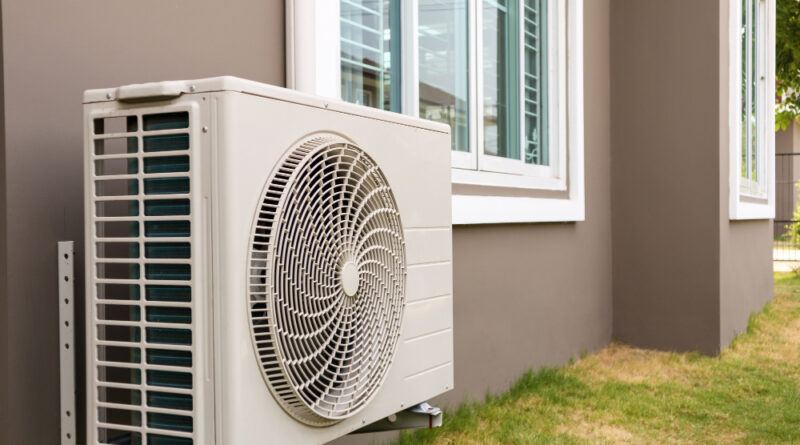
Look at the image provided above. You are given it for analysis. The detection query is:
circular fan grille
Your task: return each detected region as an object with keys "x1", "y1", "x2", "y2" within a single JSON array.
[{"x1": 247, "y1": 135, "x2": 406, "y2": 426}]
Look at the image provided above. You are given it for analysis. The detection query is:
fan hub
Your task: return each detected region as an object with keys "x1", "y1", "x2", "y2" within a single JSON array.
[{"x1": 340, "y1": 261, "x2": 359, "y2": 297}]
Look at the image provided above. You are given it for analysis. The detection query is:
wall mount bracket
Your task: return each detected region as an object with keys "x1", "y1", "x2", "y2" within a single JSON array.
[
  {"x1": 351, "y1": 402, "x2": 443, "y2": 434},
  {"x1": 58, "y1": 241, "x2": 76, "y2": 445}
]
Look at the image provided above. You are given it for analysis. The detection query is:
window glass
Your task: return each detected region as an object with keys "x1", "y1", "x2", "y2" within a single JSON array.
[
  {"x1": 482, "y1": 0, "x2": 519, "y2": 160},
  {"x1": 419, "y1": 0, "x2": 470, "y2": 152},
  {"x1": 741, "y1": 0, "x2": 747, "y2": 178},
  {"x1": 741, "y1": 0, "x2": 760, "y2": 185},
  {"x1": 340, "y1": 0, "x2": 402, "y2": 112},
  {"x1": 523, "y1": 0, "x2": 548, "y2": 165},
  {"x1": 339, "y1": 0, "x2": 557, "y2": 179},
  {"x1": 750, "y1": 0, "x2": 758, "y2": 182}
]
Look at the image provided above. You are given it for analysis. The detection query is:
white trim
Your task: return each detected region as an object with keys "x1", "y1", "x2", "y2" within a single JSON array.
[
  {"x1": 452, "y1": 166, "x2": 565, "y2": 190},
  {"x1": 285, "y1": 0, "x2": 585, "y2": 224},
  {"x1": 449, "y1": 0, "x2": 478, "y2": 170},
  {"x1": 286, "y1": 0, "x2": 341, "y2": 99},
  {"x1": 453, "y1": 192, "x2": 583, "y2": 224},
  {"x1": 474, "y1": 0, "x2": 486, "y2": 174},
  {"x1": 728, "y1": 0, "x2": 775, "y2": 220},
  {"x1": 401, "y1": 0, "x2": 420, "y2": 117}
]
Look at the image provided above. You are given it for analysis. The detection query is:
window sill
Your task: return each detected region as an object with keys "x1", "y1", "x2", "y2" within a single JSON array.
[
  {"x1": 452, "y1": 168, "x2": 584, "y2": 224},
  {"x1": 452, "y1": 194, "x2": 585, "y2": 224},
  {"x1": 452, "y1": 167, "x2": 566, "y2": 191},
  {"x1": 729, "y1": 197, "x2": 774, "y2": 220}
]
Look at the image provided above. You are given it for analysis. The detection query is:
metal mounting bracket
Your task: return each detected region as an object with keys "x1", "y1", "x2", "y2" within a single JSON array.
[
  {"x1": 351, "y1": 402, "x2": 443, "y2": 434},
  {"x1": 58, "y1": 241, "x2": 76, "y2": 445}
]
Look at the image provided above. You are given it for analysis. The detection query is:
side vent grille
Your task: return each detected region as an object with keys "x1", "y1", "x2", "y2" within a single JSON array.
[{"x1": 91, "y1": 111, "x2": 195, "y2": 445}]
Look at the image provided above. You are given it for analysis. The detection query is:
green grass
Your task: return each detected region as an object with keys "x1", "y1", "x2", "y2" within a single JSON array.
[{"x1": 397, "y1": 273, "x2": 800, "y2": 444}]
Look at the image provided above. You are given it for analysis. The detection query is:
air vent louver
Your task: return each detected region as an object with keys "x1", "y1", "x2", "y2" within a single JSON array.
[
  {"x1": 247, "y1": 135, "x2": 407, "y2": 426},
  {"x1": 91, "y1": 110, "x2": 195, "y2": 444}
]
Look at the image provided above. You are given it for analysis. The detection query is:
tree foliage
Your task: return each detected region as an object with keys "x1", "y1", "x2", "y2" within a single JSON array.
[{"x1": 777, "y1": 0, "x2": 800, "y2": 130}]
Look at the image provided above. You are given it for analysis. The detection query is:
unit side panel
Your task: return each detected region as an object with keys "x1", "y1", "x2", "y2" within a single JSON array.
[
  {"x1": 84, "y1": 97, "x2": 214, "y2": 445},
  {"x1": 212, "y1": 91, "x2": 453, "y2": 443}
]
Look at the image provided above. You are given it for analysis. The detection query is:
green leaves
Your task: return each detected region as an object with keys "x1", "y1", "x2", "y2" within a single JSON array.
[{"x1": 776, "y1": 0, "x2": 800, "y2": 129}]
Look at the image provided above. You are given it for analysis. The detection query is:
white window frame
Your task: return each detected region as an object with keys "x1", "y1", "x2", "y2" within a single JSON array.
[
  {"x1": 286, "y1": 0, "x2": 584, "y2": 224},
  {"x1": 462, "y1": 0, "x2": 566, "y2": 190},
  {"x1": 728, "y1": 0, "x2": 775, "y2": 220}
]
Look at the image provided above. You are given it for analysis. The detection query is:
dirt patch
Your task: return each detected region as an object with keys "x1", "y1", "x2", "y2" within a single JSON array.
[
  {"x1": 556, "y1": 411, "x2": 639, "y2": 444},
  {"x1": 574, "y1": 343, "x2": 705, "y2": 385}
]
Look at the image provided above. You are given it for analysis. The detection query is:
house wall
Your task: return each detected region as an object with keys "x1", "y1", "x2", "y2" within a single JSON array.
[
  {"x1": 775, "y1": 123, "x2": 799, "y2": 155},
  {"x1": 0, "y1": 4, "x2": 6, "y2": 444},
  {"x1": 717, "y1": 0, "x2": 774, "y2": 348},
  {"x1": 611, "y1": 0, "x2": 722, "y2": 354},
  {"x1": 775, "y1": 124, "x2": 794, "y2": 226},
  {"x1": 719, "y1": 220, "x2": 773, "y2": 346},
  {"x1": 775, "y1": 122, "x2": 800, "y2": 235},
  {"x1": 0, "y1": 0, "x2": 285, "y2": 443}
]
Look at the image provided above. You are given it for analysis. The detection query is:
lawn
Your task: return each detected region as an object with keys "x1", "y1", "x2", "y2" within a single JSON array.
[{"x1": 397, "y1": 273, "x2": 800, "y2": 444}]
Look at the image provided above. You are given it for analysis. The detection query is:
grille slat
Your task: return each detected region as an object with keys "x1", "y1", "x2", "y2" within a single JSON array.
[{"x1": 91, "y1": 109, "x2": 196, "y2": 444}]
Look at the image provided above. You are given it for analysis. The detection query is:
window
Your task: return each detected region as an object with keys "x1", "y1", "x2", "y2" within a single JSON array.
[
  {"x1": 477, "y1": 0, "x2": 559, "y2": 182},
  {"x1": 740, "y1": 0, "x2": 764, "y2": 196},
  {"x1": 288, "y1": 0, "x2": 584, "y2": 223},
  {"x1": 340, "y1": 0, "x2": 402, "y2": 112},
  {"x1": 419, "y1": 0, "x2": 470, "y2": 153},
  {"x1": 482, "y1": 0, "x2": 520, "y2": 162},
  {"x1": 481, "y1": 0, "x2": 548, "y2": 166},
  {"x1": 729, "y1": 0, "x2": 775, "y2": 219}
]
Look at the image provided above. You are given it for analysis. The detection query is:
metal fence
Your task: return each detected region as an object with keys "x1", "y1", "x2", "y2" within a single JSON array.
[{"x1": 774, "y1": 153, "x2": 800, "y2": 261}]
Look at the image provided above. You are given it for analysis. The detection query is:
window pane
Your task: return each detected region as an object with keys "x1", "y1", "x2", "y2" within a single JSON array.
[
  {"x1": 340, "y1": 0, "x2": 401, "y2": 112},
  {"x1": 523, "y1": 0, "x2": 548, "y2": 165},
  {"x1": 741, "y1": 0, "x2": 760, "y2": 185},
  {"x1": 483, "y1": 0, "x2": 520, "y2": 160},
  {"x1": 750, "y1": 0, "x2": 758, "y2": 182},
  {"x1": 741, "y1": 0, "x2": 748, "y2": 179},
  {"x1": 419, "y1": 0, "x2": 470, "y2": 152}
]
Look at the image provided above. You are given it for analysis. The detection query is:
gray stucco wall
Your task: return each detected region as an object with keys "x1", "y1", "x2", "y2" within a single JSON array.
[
  {"x1": 611, "y1": 0, "x2": 774, "y2": 355},
  {"x1": 719, "y1": 220, "x2": 773, "y2": 347},
  {"x1": 776, "y1": 123, "x2": 799, "y2": 156},
  {"x1": 611, "y1": 0, "x2": 722, "y2": 354},
  {"x1": 0, "y1": 1, "x2": 285, "y2": 443},
  {"x1": 0, "y1": 4, "x2": 6, "y2": 443},
  {"x1": 775, "y1": 124, "x2": 797, "y2": 227}
]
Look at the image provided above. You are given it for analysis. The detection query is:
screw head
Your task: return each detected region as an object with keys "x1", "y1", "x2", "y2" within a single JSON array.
[
  {"x1": 189, "y1": 84, "x2": 197, "y2": 92},
  {"x1": 202, "y1": 126, "x2": 209, "y2": 133},
  {"x1": 106, "y1": 93, "x2": 113, "y2": 99}
]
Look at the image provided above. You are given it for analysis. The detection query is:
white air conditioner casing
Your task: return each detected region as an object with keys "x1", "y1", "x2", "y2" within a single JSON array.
[{"x1": 83, "y1": 76, "x2": 453, "y2": 445}]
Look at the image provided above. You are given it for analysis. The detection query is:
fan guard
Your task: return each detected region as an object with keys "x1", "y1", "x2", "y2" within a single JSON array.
[{"x1": 247, "y1": 135, "x2": 407, "y2": 426}]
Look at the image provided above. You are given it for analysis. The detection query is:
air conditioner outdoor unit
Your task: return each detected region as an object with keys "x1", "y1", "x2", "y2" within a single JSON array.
[{"x1": 83, "y1": 76, "x2": 453, "y2": 445}]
